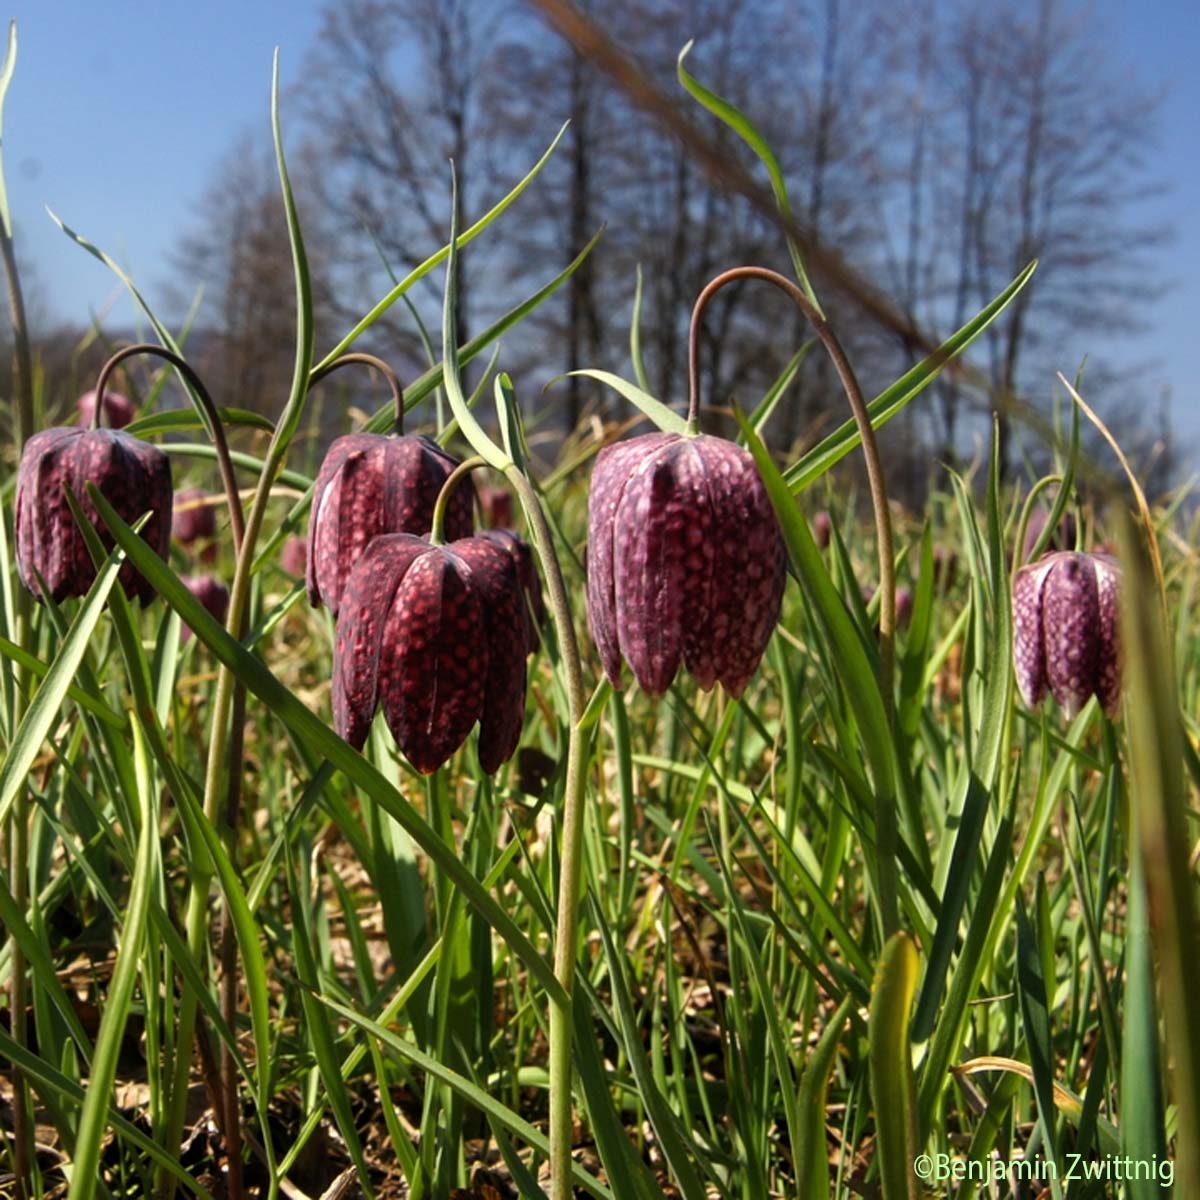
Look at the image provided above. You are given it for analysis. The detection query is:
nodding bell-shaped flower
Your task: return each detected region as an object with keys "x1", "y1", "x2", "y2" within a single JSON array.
[
  {"x1": 307, "y1": 433, "x2": 474, "y2": 617},
  {"x1": 332, "y1": 532, "x2": 527, "y2": 774},
  {"x1": 15, "y1": 426, "x2": 172, "y2": 603},
  {"x1": 77, "y1": 389, "x2": 135, "y2": 430},
  {"x1": 181, "y1": 574, "x2": 229, "y2": 643},
  {"x1": 478, "y1": 528, "x2": 544, "y2": 654},
  {"x1": 586, "y1": 432, "x2": 786, "y2": 698},
  {"x1": 173, "y1": 488, "x2": 217, "y2": 545},
  {"x1": 280, "y1": 535, "x2": 307, "y2": 577},
  {"x1": 1013, "y1": 550, "x2": 1121, "y2": 718},
  {"x1": 1021, "y1": 507, "x2": 1077, "y2": 564}
]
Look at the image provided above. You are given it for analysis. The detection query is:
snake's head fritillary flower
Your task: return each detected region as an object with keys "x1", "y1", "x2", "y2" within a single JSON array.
[
  {"x1": 173, "y1": 488, "x2": 217, "y2": 545},
  {"x1": 586, "y1": 431, "x2": 786, "y2": 698},
  {"x1": 1013, "y1": 550, "x2": 1121, "y2": 718},
  {"x1": 15, "y1": 427, "x2": 172, "y2": 604},
  {"x1": 478, "y1": 528, "x2": 544, "y2": 654},
  {"x1": 307, "y1": 433, "x2": 474, "y2": 617},
  {"x1": 479, "y1": 486, "x2": 514, "y2": 529},
  {"x1": 180, "y1": 574, "x2": 229, "y2": 643},
  {"x1": 77, "y1": 389, "x2": 135, "y2": 430},
  {"x1": 332, "y1": 533, "x2": 526, "y2": 774},
  {"x1": 280, "y1": 535, "x2": 307, "y2": 577}
]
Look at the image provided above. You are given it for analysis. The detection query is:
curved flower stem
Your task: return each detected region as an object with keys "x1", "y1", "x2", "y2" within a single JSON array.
[
  {"x1": 100, "y1": 346, "x2": 250, "y2": 1199},
  {"x1": 309, "y1": 351, "x2": 406, "y2": 434},
  {"x1": 688, "y1": 265, "x2": 897, "y2": 706},
  {"x1": 429, "y1": 456, "x2": 486, "y2": 545}
]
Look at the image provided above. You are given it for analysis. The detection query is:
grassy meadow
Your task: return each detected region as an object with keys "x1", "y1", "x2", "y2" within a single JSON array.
[{"x1": 3, "y1": 23, "x2": 1199, "y2": 1200}]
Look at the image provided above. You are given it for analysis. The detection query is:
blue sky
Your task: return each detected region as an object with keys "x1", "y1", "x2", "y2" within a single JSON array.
[{"x1": 3, "y1": 0, "x2": 1198, "y2": 452}]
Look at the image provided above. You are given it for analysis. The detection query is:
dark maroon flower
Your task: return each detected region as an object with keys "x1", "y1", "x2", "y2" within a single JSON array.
[
  {"x1": 813, "y1": 510, "x2": 832, "y2": 550},
  {"x1": 15, "y1": 426, "x2": 172, "y2": 604},
  {"x1": 479, "y1": 486, "x2": 514, "y2": 529},
  {"x1": 586, "y1": 432, "x2": 786, "y2": 698},
  {"x1": 180, "y1": 574, "x2": 229, "y2": 642},
  {"x1": 1022, "y1": 508, "x2": 1077, "y2": 564},
  {"x1": 332, "y1": 533, "x2": 526, "y2": 773},
  {"x1": 77, "y1": 389, "x2": 135, "y2": 430},
  {"x1": 478, "y1": 528, "x2": 544, "y2": 653},
  {"x1": 307, "y1": 433, "x2": 473, "y2": 617},
  {"x1": 1013, "y1": 550, "x2": 1121, "y2": 718},
  {"x1": 280, "y1": 535, "x2": 307, "y2": 577},
  {"x1": 173, "y1": 488, "x2": 217, "y2": 545}
]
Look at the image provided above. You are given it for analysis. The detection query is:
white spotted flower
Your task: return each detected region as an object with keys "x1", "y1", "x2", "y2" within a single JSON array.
[{"x1": 1012, "y1": 550, "x2": 1121, "y2": 718}]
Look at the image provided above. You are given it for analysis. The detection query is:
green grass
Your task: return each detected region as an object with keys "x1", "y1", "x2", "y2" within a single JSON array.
[{"x1": 2, "y1": 29, "x2": 1197, "y2": 1200}]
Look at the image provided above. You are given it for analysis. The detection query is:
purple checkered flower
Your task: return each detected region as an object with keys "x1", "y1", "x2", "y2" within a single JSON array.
[{"x1": 586, "y1": 432, "x2": 786, "y2": 698}]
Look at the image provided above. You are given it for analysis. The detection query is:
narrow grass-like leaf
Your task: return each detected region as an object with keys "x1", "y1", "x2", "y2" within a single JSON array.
[
  {"x1": 1015, "y1": 893, "x2": 1063, "y2": 1197},
  {"x1": 783, "y1": 261, "x2": 1036, "y2": 492},
  {"x1": 677, "y1": 40, "x2": 817, "y2": 306},
  {"x1": 594, "y1": 903, "x2": 711, "y2": 1200},
  {"x1": 0, "y1": 634, "x2": 126, "y2": 728},
  {"x1": 125, "y1": 406, "x2": 275, "y2": 437},
  {"x1": 315, "y1": 992, "x2": 614, "y2": 1199},
  {"x1": 0, "y1": 22, "x2": 18, "y2": 236},
  {"x1": 87, "y1": 487, "x2": 564, "y2": 1004},
  {"x1": 796, "y1": 994, "x2": 853, "y2": 1200},
  {"x1": 284, "y1": 842, "x2": 374, "y2": 1195},
  {"x1": 315, "y1": 123, "x2": 569, "y2": 369},
  {"x1": 0, "y1": 1028, "x2": 211, "y2": 1198},
  {"x1": 869, "y1": 932, "x2": 919, "y2": 1200},
  {"x1": 1121, "y1": 842, "x2": 1167, "y2": 1200},
  {"x1": 0, "y1": 531, "x2": 128, "y2": 826},
  {"x1": 1118, "y1": 511, "x2": 1200, "y2": 1197},
  {"x1": 68, "y1": 723, "x2": 157, "y2": 1200},
  {"x1": 564, "y1": 369, "x2": 690, "y2": 436}
]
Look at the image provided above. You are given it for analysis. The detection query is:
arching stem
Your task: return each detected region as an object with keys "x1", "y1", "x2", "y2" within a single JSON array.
[
  {"x1": 688, "y1": 265, "x2": 897, "y2": 706},
  {"x1": 96, "y1": 345, "x2": 250, "y2": 1198},
  {"x1": 429, "y1": 456, "x2": 486, "y2": 545},
  {"x1": 309, "y1": 351, "x2": 406, "y2": 434}
]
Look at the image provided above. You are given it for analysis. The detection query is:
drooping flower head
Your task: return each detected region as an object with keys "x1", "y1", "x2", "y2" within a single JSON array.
[
  {"x1": 173, "y1": 488, "x2": 217, "y2": 543},
  {"x1": 586, "y1": 431, "x2": 786, "y2": 698},
  {"x1": 16, "y1": 426, "x2": 172, "y2": 604},
  {"x1": 478, "y1": 486, "x2": 514, "y2": 529},
  {"x1": 478, "y1": 527, "x2": 544, "y2": 654},
  {"x1": 77, "y1": 389, "x2": 135, "y2": 430},
  {"x1": 813, "y1": 510, "x2": 832, "y2": 550},
  {"x1": 307, "y1": 433, "x2": 474, "y2": 617},
  {"x1": 332, "y1": 532, "x2": 527, "y2": 773},
  {"x1": 1013, "y1": 550, "x2": 1121, "y2": 718},
  {"x1": 280, "y1": 535, "x2": 307, "y2": 577},
  {"x1": 180, "y1": 574, "x2": 229, "y2": 642}
]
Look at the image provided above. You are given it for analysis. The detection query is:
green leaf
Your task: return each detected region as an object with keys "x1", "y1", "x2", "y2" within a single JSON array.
[
  {"x1": 677, "y1": 40, "x2": 817, "y2": 308},
  {"x1": 868, "y1": 932, "x2": 920, "y2": 1200},
  {"x1": 564, "y1": 369, "x2": 690, "y2": 437},
  {"x1": 125, "y1": 406, "x2": 275, "y2": 437},
  {"x1": 796, "y1": 994, "x2": 853, "y2": 1200},
  {"x1": 86, "y1": 486, "x2": 564, "y2": 1006},
  {"x1": 315, "y1": 123, "x2": 569, "y2": 370},
  {"x1": 783, "y1": 261, "x2": 1037, "y2": 492},
  {"x1": 0, "y1": 22, "x2": 17, "y2": 237}
]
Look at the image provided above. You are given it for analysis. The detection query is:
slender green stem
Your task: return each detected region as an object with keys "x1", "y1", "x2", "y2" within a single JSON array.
[
  {"x1": 688, "y1": 265, "x2": 897, "y2": 705},
  {"x1": 2, "y1": 51, "x2": 37, "y2": 1192},
  {"x1": 429, "y1": 456, "x2": 485, "y2": 545},
  {"x1": 506, "y1": 469, "x2": 587, "y2": 1200},
  {"x1": 309, "y1": 351, "x2": 405, "y2": 434}
]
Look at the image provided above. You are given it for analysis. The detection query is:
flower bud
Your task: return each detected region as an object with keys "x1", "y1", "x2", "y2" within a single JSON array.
[
  {"x1": 173, "y1": 488, "x2": 217, "y2": 545},
  {"x1": 478, "y1": 528, "x2": 544, "y2": 653},
  {"x1": 15, "y1": 427, "x2": 172, "y2": 604},
  {"x1": 280, "y1": 536, "x2": 307, "y2": 577},
  {"x1": 180, "y1": 574, "x2": 229, "y2": 642},
  {"x1": 1013, "y1": 550, "x2": 1120, "y2": 718},
  {"x1": 77, "y1": 389, "x2": 135, "y2": 430},
  {"x1": 478, "y1": 486, "x2": 514, "y2": 529},
  {"x1": 332, "y1": 533, "x2": 526, "y2": 773},
  {"x1": 586, "y1": 432, "x2": 785, "y2": 698},
  {"x1": 307, "y1": 433, "x2": 473, "y2": 617}
]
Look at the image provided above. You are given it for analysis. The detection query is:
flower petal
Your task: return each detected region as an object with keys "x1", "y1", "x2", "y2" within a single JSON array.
[{"x1": 1042, "y1": 552, "x2": 1100, "y2": 719}]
